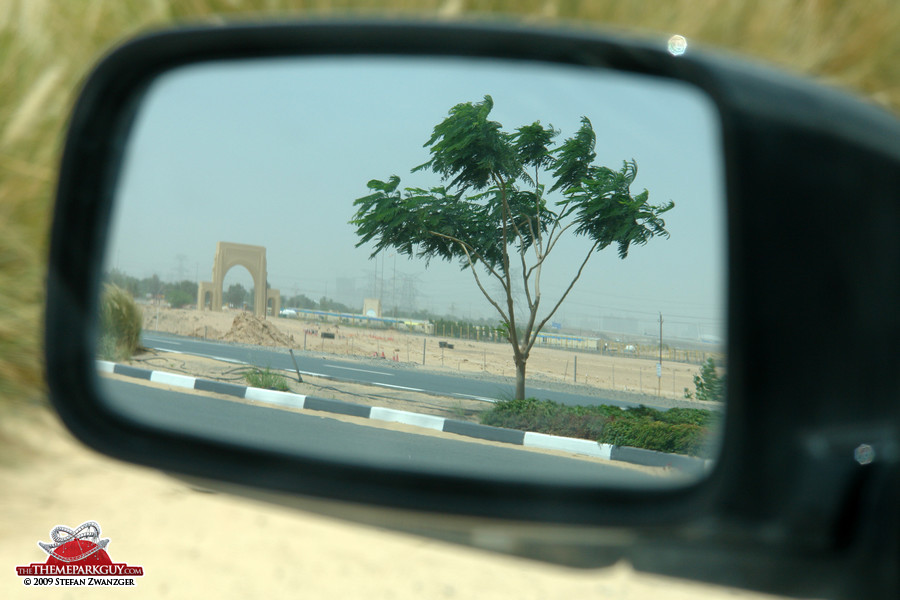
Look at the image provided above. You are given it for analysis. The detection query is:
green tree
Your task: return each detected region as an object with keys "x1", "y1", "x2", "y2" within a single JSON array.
[
  {"x1": 165, "y1": 288, "x2": 194, "y2": 309},
  {"x1": 693, "y1": 357, "x2": 726, "y2": 402},
  {"x1": 285, "y1": 294, "x2": 317, "y2": 309},
  {"x1": 351, "y1": 96, "x2": 674, "y2": 400},
  {"x1": 165, "y1": 279, "x2": 197, "y2": 308},
  {"x1": 318, "y1": 297, "x2": 356, "y2": 314},
  {"x1": 224, "y1": 283, "x2": 248, "y2": 308},
  {"x1": 105, "y1": 268, "x2": 140, "y2": 297},
  {"x1": 171, "y1": 279, "x2": 198, "y2": 296},
  {"x1": 138, "y1": 274, "x2": 162, "y2": 300}
]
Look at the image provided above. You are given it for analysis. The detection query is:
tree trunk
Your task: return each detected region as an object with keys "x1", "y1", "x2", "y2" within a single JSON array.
[{"x1": 515, "y1": 359, "x2": 527, "y2": 400}]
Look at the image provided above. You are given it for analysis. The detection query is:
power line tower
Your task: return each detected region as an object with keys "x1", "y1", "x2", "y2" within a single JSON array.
[{"x1": 174, "y1": 254, "x2": 188, "y2": 280}]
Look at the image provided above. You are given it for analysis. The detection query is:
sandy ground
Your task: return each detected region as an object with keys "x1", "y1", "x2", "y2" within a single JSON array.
[
  {"x1": 142, "y1": 306, "x2": 718, "y2": 401},
  {"x1": 119, "y1": 351, "x2": 492, "y2": 421},
  {"x1": 0, "y1": 405, "x2": 789, "y2": 600}
]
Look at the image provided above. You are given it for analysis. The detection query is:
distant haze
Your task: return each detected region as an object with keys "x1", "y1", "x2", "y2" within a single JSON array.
[{"x1": 106, "y1": 56, "x2": 726, "y2": 341}]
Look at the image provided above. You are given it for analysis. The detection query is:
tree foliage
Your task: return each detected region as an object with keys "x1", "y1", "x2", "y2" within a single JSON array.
[
  {"x1": 224, "y1": 283, "x2": 248, "y2": 308},
  {"x1": 317, "y1": 297, "x2": 358, "y2": 314},
  {"x1": 165, "y1": 280, "x2": 197, "y2": 308},
  {"x1": 285, "y1": 294, "x2": 317, "y2": 309},
  {"x1": 692, "y1": 357, "x2": 726, "y2": 402},
  {"x1": 351, "y1": 96, "x2": 674, "y2": 399},
  {"x1": 165, "y1": 288, "x2": 194, "y2": 309}
]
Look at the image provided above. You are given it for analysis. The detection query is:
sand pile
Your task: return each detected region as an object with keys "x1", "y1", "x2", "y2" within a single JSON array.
[{"x1": 221, "y1": 312, "x2": 294, "y2": 347}]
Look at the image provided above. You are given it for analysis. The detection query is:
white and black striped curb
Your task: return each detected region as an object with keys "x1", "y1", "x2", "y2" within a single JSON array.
[{"x1": 98, "y1": 361, "x2": 712, "y2": 474}]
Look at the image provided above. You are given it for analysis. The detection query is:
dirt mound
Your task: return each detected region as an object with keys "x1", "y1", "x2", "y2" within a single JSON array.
[{"x1": 221, "y1": 312, "x2": 294, "y2": 347}]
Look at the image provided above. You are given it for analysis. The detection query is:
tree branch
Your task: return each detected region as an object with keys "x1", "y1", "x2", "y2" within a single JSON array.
[
  {"x1": 524, "y1": 214, "x2": 539, "y2": 256},
  {"x1": 426, "y1": 230, "x2": 509, "y2": 295},
  {"x1": 520, "y1": 293, "x2": 541, "y2": 361},
  {"x1": 493, "y1": 174, "x2": 529, "y2": 262},
  {"x1": 489, "y1": 173, "x2": 521, "y2": 357},
  {"x1": 544, "y1": 197, "x2": 577, "y2": 249},
  {"x1": 427, "y1": 230, "x2": 511, "y2": 330},
  {"x1": 522, "y1": 220, "x2": 578, "y2": 284},
  {"x1": 519, "y1": 228, "x2": 533, "y2": 310},
  {"x1": 533, "y1": 166, "x2": 544, "y2": 255},
  {"x1": 542, "y1": 220, "x2": 579, "y2": 258},
  {"x1": 525, "y1": 240, "x2": 599, "y2": 356}
]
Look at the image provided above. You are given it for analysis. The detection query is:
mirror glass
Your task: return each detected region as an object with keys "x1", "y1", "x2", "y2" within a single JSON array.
[{"x1": 97, "y1": 56, "x2": 726, "y2": 488}]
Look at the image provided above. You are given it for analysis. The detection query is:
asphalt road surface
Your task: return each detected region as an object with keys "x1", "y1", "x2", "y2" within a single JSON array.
[
  {"x1": 100, "y1": 378, "x2": 662, "y2": 488},
  {"x1": 142, "y1": 332, "x2": 641, "y2": 409}
]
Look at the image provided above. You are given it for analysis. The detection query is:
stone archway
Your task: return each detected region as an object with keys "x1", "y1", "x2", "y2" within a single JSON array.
[{"x1": 197, "y1": 242, "x2": 280, "y2": 319}]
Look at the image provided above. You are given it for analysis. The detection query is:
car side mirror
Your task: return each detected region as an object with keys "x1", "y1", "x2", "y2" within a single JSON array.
[{"x1": 46, "y1": 20, "x2": 900, "y2": 600}]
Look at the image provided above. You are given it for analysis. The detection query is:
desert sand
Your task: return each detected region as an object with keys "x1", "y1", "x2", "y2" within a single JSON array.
[
  {"x1": 1, "y1": 407, "x2": 784, "y2": 600},
  {"x1": 141, "y1": 306, "x2": 719, "y2": 402}
]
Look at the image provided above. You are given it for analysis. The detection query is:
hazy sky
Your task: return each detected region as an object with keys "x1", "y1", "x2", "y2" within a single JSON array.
[{"x1": 107, "y1": 55, "x2": 727, "y2": 340}]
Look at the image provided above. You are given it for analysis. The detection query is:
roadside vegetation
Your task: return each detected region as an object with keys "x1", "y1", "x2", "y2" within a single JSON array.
[
  {"x1": 684, "y1": 357, "x2": 726, "y2": 402},
  {"x1": 244, "y1": 367, "x2": 290, "y2": 392},
  {"x1": 480, "y1": 397, "x2": 718, "y2": 457},
  {"x1": 98, "y1": 284, "x2": 143, "y2": 361}
]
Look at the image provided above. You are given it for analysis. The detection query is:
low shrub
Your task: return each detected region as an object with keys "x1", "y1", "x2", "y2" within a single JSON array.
[
  {"x1": 99, "y1": 284, "x2": 142, "y2": 361},
  {"x1": 482, "y1": 400, "x2": 607, "y2": 440},
  {"x1": 599, "y1": 419, "x2": 710, "y2": 456},
  {"x1": 244, "y1": 367, "x2": 289, "y2": 392},
  {"x1": 658, "y1": 407, "x2": 716, "y2": 427},
  {"x1": 480, "y1": 397, "x2": 718, "y2": 457}
]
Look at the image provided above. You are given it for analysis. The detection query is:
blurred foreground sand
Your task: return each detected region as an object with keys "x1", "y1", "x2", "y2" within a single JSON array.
[{"x1": 1, "y1": 406, "x2": 787, "y2": 600}]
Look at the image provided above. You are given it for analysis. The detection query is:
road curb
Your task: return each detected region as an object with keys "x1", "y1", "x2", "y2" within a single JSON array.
[{"x1": 97, "y1": 361, "x2": 712, "y2": 473}]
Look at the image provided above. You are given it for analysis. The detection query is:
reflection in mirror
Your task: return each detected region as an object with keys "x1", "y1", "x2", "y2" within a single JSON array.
[{"x1": 97, "y1": 56, "x2": 726, "y2": 488}]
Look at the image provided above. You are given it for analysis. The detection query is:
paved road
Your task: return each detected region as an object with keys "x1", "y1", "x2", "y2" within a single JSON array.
[
  {"x1": 141, "y1": 332, "x2": 640, "y2": 408},
  {"x1": 100, "y1": 378, "x2": 660, "y2": 487}
]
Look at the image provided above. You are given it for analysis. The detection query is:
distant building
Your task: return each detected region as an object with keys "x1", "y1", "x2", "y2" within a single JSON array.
[
  {"x1": 286, "y1": 307, "x2": 433, "y2": 334},
  {"x1": 362, "y1": 298, "x2": 382, "y2": 318}
]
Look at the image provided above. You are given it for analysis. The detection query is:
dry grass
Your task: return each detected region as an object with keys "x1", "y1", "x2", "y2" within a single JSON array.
[
  {"x1": 0, "y1": 0, "x2": 897, "y2": 410},
  {"x1": 99, "y1": 283, "x2": 143, "y2": 360}
]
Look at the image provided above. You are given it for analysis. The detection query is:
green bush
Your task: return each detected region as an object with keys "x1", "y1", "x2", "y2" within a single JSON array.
[
  {"x1": 99, "y1": 284, "x2": 142, "y2": 361},
  {"x1": 482, "y1": 398, "x2": 609, "y2": 440},
  {"x1": 690, "y1": 357, "x2": 726, "y2": 402},
  {"x1": 244, "y1": 367, "x2": 289, "y2": 392},
  {"x1": 653, "y1": 406, "x2": 716, "y2": 427},
  {"x1": 165, "y1": 288, "x2": 194, "y2": 309},
  {"x1": 599, "y1": 419, "x2": 709, "y2": 456},
  {"x1": 480, "y1": 397, "x2": 717, "y2": 457}
]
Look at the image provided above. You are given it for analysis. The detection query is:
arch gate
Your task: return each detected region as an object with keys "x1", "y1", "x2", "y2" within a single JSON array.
[{"x1": 197, "y1": 242, "x2": 280, "y2": 319}]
